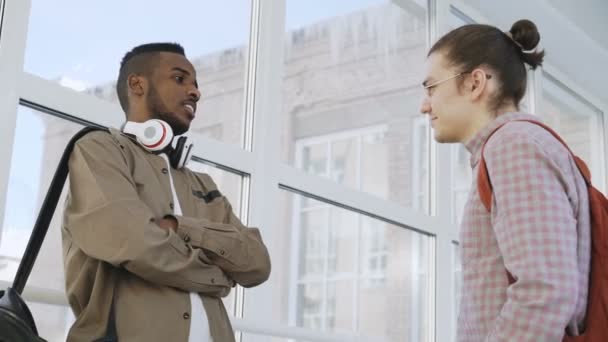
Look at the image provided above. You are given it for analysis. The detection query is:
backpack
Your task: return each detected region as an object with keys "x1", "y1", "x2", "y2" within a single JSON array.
[{"x1": 477, "y1": 119, "x2": 608, "y2": 341}]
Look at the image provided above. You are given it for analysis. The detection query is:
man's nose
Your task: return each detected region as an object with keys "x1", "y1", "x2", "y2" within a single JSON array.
[
  {"x1": 420, "y1": 96, "x2": 431, "y2": 115},
  {"x1": 188, "y1": 87, "x2": 201, "y2": 102}
]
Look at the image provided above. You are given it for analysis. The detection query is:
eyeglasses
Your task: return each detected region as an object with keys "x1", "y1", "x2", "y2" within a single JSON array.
[{"x1": 423, "y1": 72, "x2": 492, "y2": 97}]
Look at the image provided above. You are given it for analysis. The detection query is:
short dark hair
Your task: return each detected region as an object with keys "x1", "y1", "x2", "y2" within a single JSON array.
[
  {"x1": 428, "y1": 19, "x2": 545, "y2": 112},
  {"x1": 116, "y1": 42, "x2": 186, "y2": 112}
]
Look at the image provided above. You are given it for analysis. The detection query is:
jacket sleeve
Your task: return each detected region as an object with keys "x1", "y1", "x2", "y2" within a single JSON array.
[
  {"x1": 484, "y1": 129, "x2": 580, "y2": 341},
  {"x1": 64, "y1": 132, "x2": 233, "y2": 296},
  {"x1": 172, "y1": 194, "x2": 271, "y2": 287}
]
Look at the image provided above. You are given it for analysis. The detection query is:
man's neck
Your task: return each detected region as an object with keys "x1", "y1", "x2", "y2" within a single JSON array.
[{"x1": 459, "y1": 104, "x2": 519, "y2": 144}]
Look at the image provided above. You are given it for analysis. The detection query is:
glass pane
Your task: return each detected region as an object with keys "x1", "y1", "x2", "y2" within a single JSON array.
[
  {"x1": 330, "y1": 138, "x2": 358, "y2": 188},
  {"x1": 327, "y1": 280, "x2": 354, "y2": 331},
  {"x1": 281, "y1": 0, "x2": 430, "y2": 212},
  {"x1": 299, "y1": 209, "x2": 328, "y2": 278},
  {"x1": 297, "y1": 282, "x2": 325, "y2": 330},
  {"x1": 188, "y1": 161, "x2": 244, "y2": 220},
  {"x1": 360, "y1": 130, "x2": 389, "y2": 197},
  {"x1": 328, "y1": 209, "x2": 357, "y2": 276},
  {"x1": 24, "y1": 0, "x2": 252, "y2": 147},
  {"x1": 1, "y1": 106, "x2": 244, "y2": 316},
  {"x1": 186, "y1": 161, "x2": 246, "y2": 315},
  {"x1": 539, "y1": 72, "x2": 605, "y2": 184},
  {"x1": 0, "y1": 106, "x2": 78, "y2": 293},
  {"x1": 300, "y1": 142, "x2": 328, "y2": 178},
  {"x1": 451, "y1": 144, "x2": 472, "y2": 225},
  {"x1": 26, "y1": 301, "x2": 74, "y2": 342},
  {"x1": 255, "y1": 190, "x2": 432, "y2": 341}
]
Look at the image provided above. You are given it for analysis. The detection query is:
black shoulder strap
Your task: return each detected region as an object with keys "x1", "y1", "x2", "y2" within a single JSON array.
[
  {"x1": 11, "y1": 126, "x2": 120, "y2": 340},
  {"x1": 12, "y1": 126, "x2": 107, "y2": 294}
]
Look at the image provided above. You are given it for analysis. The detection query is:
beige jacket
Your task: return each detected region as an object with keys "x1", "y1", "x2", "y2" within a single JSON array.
[{"x1": 61, "y1": 128, "x2": 271, "y2": 341}]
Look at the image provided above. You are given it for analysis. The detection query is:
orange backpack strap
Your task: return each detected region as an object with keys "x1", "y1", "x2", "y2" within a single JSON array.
[{"x1": 477, "y1": 119, "x2": 592, "y2": 213}]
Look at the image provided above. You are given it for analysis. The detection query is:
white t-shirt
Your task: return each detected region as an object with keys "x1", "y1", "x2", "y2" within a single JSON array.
[{"x1": 161, "y1": 154, "x2": 212, "y2": 342}]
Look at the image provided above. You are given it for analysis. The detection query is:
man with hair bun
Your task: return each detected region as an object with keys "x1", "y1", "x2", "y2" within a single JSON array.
[{"x1": 421, "y1": 20, "x2": 590, "y2": 341}]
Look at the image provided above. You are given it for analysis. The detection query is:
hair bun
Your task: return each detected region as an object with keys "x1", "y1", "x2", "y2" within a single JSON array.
[{"x1": 509, "y1": 19, "x2": 541, "y2": 51}]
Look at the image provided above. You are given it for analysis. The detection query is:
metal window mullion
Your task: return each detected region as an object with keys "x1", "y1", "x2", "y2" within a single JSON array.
[
  {"x1": 0, "y1": 0, "x2": 31, "y2": 239},
  {"x1": 431, "y1": 0, "x2": 455, "y2": 342},
  {"x1": 233, "y1": 2, "x2": 262, "y2": 335},
  {"x1": 353, "y1": 212, "x2": 362, "y2": 331},
  {"x1": 321, "y1": 207, "x2": 330, "y2": 330},
  {"x1": 242, "y1": 0, "x2": 261, "y2": 152},
  {"x1": 242, "y1": 0, "x2": 286, "y2": 341}
]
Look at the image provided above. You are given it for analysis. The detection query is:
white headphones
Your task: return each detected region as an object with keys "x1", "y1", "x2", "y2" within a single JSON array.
[{"x1": 122, "y1": 119, "x2": 194, "y2": 169}]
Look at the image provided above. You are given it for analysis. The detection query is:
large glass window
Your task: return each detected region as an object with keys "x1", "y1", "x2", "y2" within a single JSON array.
[
  {"x1": 24, "y1": 0, "x2": 252, "y2": 147},
  {"x1": 264, "y1": 190, "x2": 431, "y2": 341},
  {"x1": 1, "y1": 105, "x2": 246, "y2": 338},
  {"x1": 280, "y1": 0, "x2": 430, "y2": 212},
  {"x1": 539, "y1": 72, "x2": 606, "y2": 188}
]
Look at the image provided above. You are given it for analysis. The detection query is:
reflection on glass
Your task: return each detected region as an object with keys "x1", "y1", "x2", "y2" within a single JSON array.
[
  {"x1": 186, "y1": 161, "x2": 245, "y2": 315},
  {"x1": 1, "y1": 106, "x2": 79, "y2": 292},
  {"x1": 1, "y1": 106, "x2": 244, "y2": 315},
  {"x1": 25, "y1": 0, "x2": 252, "y2": 146},
  {"x1": 282, "y1": 0, "x2": 429, "y2": 211},
  {"x1": 451, "y1": 144, "x2": 472, "y2": 225},
  {"x1": 187, "y1": 161, "x2": 244, "y2": 218},
  {"x1": 299, "y1": 209, "x2": 328, "y2": 277},
  {"x1": 267, "y1": 190, "x2": 431, "y2": 341},
  {"x1": 301, "y1": 143, "x2": 328, "y2": 178},
  {"x1": 539, "y1": 72, "x2": 605, "y2": 183},
  {"x1": 27, "y1": 301, "x2": 74, "y2": 342}
]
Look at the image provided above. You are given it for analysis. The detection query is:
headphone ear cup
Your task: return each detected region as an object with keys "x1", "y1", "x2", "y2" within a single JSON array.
[{"x1": 123, "y1": 120, "x2": 173, "y2": 152}]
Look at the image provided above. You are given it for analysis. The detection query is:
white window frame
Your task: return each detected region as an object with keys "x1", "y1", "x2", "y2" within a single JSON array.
[{"x1": 3, "y1": 0, "x2": 605, "y2": 341}]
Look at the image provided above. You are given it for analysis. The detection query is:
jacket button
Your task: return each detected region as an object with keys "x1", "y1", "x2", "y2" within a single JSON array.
[
  {"x1": 219, "y1": 249, "x2": 225, "y2": 256},
  {"x1": 184, "y1": 235, "x2": 191, "y2": 243},
  {"x1": 183, "y1": 312, "x2": 190, "y2": 320},
  {"x1": 162, "y1": 168, "x2": 168, "y2": 174},
  {"x1": 211, "y1": 278, "x2": 215, "y2": 284},
  {"x1": 169, "y1": 203, "x2": 174, "y2": 210}
]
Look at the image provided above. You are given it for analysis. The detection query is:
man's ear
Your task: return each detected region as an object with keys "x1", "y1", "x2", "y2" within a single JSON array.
[
  {"x1": 127, "y1": 74, "x2": 146, "y2": 97},
  {"x1": 469, "y1": 69, "x2": 490, "y2": 101}
]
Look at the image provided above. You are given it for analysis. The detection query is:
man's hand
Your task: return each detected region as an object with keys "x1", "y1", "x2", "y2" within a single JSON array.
[{"x1": 158, "y1": 215, "x2": 178, "y2": 232}]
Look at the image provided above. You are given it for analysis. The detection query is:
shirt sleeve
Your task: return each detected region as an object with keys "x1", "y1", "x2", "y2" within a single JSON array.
[
  {"x1": 173, "y1": 198, "x2": 271, "y2": 288},
  {"x1": 483, "y1": 128, "x2": 579, "y2": 341},
  {"x1": 64, "y1": 131, "x2": 233, "y2": 297}
]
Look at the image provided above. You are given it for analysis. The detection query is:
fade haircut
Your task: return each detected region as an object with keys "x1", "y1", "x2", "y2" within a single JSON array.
[{"x1": 116, "y1": 42, "x2": 185, "y2": 113}]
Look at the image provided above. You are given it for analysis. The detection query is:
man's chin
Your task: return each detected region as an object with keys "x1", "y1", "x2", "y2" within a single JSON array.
[
  {"x1": 172, "y1": 122, "x2": 190, "y2": 136},
  {"x1": 433, "y1": 132, "x2": 456, "y2": 144},
  {"x1": 158, "y1": 115, "x2": 190, "y2": 135}
]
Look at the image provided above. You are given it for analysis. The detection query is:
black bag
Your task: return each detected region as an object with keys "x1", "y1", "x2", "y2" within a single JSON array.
[{"x1": 0, "y1": 126, "x2": 116, "y2": 342}]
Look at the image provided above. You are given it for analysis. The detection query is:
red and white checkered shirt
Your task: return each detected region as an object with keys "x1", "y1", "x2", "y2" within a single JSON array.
[{"x1": 457, "y1": 112, "x2": 591, "y2": 342}]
